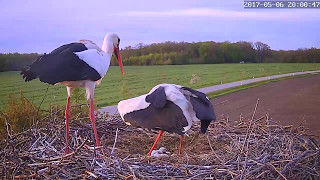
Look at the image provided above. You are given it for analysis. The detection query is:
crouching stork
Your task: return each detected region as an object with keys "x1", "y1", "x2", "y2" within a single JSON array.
[
  {"x1": 117, "y1": 84, "x2": 216, "y2": 155},
  {"x1": 21, "y1": 33, "x2": 125, "y2": 153}
]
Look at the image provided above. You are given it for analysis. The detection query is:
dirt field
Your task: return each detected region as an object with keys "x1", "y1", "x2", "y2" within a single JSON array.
[{"x1": 211, "y1": 74, "x2": 320, "y2": 139}]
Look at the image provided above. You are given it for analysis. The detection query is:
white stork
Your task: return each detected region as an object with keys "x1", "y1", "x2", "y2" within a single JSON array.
[
  {"x1": 21, "y1": 33, "x2": 125, "y2": 153},
  {"x1": 117, "y1": 84, "x2": 216, "y2": 155}
]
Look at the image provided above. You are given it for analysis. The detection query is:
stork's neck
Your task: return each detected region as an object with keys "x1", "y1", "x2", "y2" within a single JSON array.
[{"x1": 102, "y1": 35, "x2": 113, "y2": 53}]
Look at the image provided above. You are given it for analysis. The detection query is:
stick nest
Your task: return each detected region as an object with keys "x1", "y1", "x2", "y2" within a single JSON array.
[{"x1": 1, "y1": 108, "x2": 319, "y2": 179}]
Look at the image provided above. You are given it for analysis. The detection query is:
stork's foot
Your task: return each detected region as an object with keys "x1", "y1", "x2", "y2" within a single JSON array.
[
  {"x1": 65, "y1": 147, "x2": 70, "y2": 154},
  {"x1": 94, "y1": 146, "x2": 103, "y2": 159}
]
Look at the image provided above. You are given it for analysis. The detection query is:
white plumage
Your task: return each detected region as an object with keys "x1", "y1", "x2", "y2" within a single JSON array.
[
  {"x1": 21, "y1": 33, "x2": 125, "y2": 154},
  {"x1": 118, "y1": 84, "x2": 216, "y2": 155},
  {"x1": 74, "y1": 49, "x2": 111, "y2": 77},
  {"x1": 118, "y1": 84, "x2": 201, "y2": 132}
]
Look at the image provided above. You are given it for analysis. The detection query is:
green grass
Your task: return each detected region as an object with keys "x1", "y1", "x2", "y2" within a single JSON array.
[{"x1": 0, "y1": 63, "x2": 319, "y2": 110}]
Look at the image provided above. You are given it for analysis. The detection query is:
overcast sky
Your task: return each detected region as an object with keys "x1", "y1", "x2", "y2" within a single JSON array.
[{"x1": 1, "y1": 0, "x2": 319, "y2": 53}]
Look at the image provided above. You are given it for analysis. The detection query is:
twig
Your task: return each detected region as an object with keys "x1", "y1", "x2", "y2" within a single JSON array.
[
  {"x1": 268, "y1": 163, "x2": 288, "y2": 180},
  {"x1": 14, "y1": 173, "x2": 37, "y2": 179},
  {"x1": 85, "y1": 170, "x2": 98, "y2": 178},
  {"x1": 37, "y1": 140, "x2": 86, "y2": 161},
  {"x1": 240, "y1": 99, "x2": 260, "y2": 180},
  {"x1": 111, "y1": 128, "x2": 119, "y2": 155},
  {"x1": 35, "y1": 84, "x2": 50, "y2": 127},
  {"x1": 129, "y1": 166, "x2": 137, "y2": 180},
  {"x1": 0, "y1": 112, "x2": 12, "y2": 137},
  {"x1": 241, "y1": 98, "x2": 260, "y2": 153},
  {"x1": 280, "y1": 150, "x2": 316, "y2": 175},
  {"x1": 1, "y1": 107, "x2": 319, "y2": 179},
  {"x1": 207, "y1": 134, "x2": 223, "y2": 163}
]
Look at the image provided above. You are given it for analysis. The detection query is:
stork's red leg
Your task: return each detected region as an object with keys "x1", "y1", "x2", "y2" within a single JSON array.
[
  {"x1": 65, "y1": 96, "x2": 71, "y2": 154},
  {"x1": 179, "y1": 135, "x2": 183, "y2": 155},
  {"x1": 89, "y1": 98, "x2": 101, "y2": 150},
  {"x1": 148, "y1": 130, "x2": 164, "y2": 156}
]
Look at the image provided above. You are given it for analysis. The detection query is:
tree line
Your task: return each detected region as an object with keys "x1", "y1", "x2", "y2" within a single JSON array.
[
  {"x1": 1, "y1": 41, "x2": 319, "y2": 72},
  {"x1": 111, "y1": 41, "x2": 320, "y2": 65},
  {"x1": 0, "y1": 53, "x2": 39, "y2": 72}
]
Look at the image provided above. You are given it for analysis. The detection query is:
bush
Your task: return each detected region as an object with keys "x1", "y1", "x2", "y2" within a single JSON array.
[
  {"x1": 0, "y1": 88, "x2": 98, "y2": 138},
  {"x1": 0, "y1": 92, "x2": 39, "y2": 136}
]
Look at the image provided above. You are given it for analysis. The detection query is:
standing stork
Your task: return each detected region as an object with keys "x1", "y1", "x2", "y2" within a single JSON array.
[
  {"x1": 21, "y1": 33, "x2": 125, "y2": 153},
  {"x1": 117, "y1": 84, "x2": 216, "y2": 155}
]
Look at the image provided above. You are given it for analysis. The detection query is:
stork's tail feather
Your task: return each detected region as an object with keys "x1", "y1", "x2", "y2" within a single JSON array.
[{"x1": 21, "y1": 66, "x2": 38, "y2": 82}]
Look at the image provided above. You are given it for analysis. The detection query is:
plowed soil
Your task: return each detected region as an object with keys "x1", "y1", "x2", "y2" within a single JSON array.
[{"x1": 211, "y1": 74, "x2": 320, "y2": 139}]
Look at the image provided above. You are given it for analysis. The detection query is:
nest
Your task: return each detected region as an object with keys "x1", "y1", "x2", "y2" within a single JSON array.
[{"x1": 1, "y1": 102, "x2": 319, "y2": 179}]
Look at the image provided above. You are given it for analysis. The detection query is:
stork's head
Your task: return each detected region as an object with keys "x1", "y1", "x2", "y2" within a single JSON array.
[{"x1": 102, "y1": 33, "x2": 125, "y2": 76}]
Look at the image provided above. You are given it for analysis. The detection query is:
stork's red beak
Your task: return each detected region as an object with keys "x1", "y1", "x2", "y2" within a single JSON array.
[{"x1": 114, "y1": 47, "x2": 125, "y2": 76}]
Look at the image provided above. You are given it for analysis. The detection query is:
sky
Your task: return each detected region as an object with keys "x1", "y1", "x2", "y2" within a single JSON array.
[{"x1": 0, "y1": 0, "x2": 319, "y2": 53}]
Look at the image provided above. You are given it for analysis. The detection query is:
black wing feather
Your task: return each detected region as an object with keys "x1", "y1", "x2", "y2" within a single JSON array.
[
  {"x1": 50, "y1": 43, "x2": 87, "y2": 55},
  {"x1": 123, "y1": 101, "x2": 188, "y2": 135},
  {"x1": 181, "y1": 87, "x2": 216, "y2": 121},
  {"x1": 145, "y1": 86, "x2": 167, "y2": 108},
  {"x1": 21, "y1": 43, "x2": 101, "y2": 85},
  {"x1": 181, "y1": 87, "x2": 210, "y2": 105}
]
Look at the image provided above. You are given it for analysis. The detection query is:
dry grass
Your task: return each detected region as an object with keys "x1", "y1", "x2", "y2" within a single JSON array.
[
  {"x1": 0, "y1": 92, "x2": 39, "y2": 135},
  {"x1": 0, "y1": 103, "x2": 319, "y2": 179}
]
